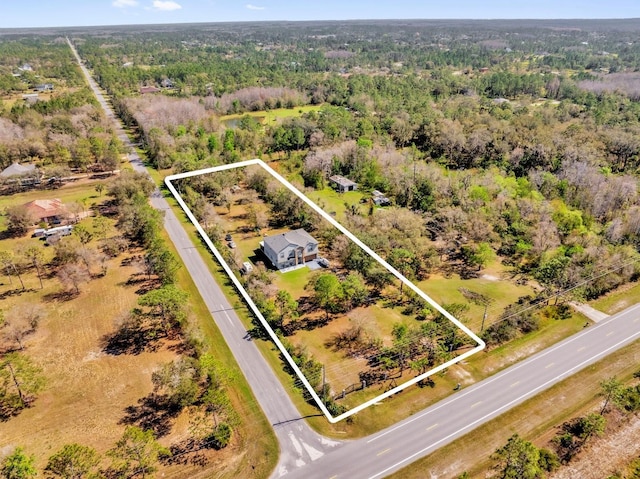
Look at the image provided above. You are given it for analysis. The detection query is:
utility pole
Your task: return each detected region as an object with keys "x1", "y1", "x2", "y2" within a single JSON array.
[{"x1": 481, "y1": 303, "x2": 488, "y2": 332}]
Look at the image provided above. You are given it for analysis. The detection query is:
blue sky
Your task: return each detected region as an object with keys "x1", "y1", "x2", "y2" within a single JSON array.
[{"x1": 2, "y1": 1, "x2": 640, "y2": 28}]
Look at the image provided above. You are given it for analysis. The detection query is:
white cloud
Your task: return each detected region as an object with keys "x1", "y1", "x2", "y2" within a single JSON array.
[
  {"x1": 246, "y1": 4, "x2": 265, "y2": 10},
  {"x1": 113, "y1": 0, "x2": 139, "y2": 7},
  {"x1": 152, "y1": 0, "x2": 182, "y2": 11}
]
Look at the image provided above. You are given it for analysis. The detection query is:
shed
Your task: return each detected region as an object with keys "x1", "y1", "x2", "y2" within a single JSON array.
[{"x1": 329, "y1": 175, "x2": 358, "y2": 193}]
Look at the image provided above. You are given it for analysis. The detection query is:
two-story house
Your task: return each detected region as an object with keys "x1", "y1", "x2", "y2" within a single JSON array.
[{"x1": 262, "y1": 229, "x2": 319, "y2": 270}]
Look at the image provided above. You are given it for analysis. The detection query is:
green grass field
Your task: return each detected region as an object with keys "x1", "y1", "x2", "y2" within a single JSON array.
[
  {"x1": 307, "y1": 187, "x2": 366, "y2": 221},
  {"x1": 417, "y1": 265, "x2": 535, "y2": 334},
  {"x1": 220, "y1": 105, "x2": 323, "y2": 128},
  {"x1": 591, "y1": 280, "x2": 640, "y2": 315}
]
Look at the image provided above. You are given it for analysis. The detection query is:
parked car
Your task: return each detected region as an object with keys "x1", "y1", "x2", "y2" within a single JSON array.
[
  {"x1": 227, "y1": 241, "x2": 236, "y2": 249},
  {"x1": 225, "y1": 233, "x2": 232, "y2": 242},
  {"x1": 317, "y1": 257, "x2": 330, "y2": 268}
]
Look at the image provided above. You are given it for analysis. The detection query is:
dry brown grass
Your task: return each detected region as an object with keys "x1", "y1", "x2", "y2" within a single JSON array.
[{"x1": 0, "y1": 225, "x2": 273, "y2": 477}]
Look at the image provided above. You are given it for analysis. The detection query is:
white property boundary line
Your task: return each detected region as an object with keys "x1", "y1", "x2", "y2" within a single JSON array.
[{"x1": 165, "y1": 159, "x2": 485, "y2": 423}]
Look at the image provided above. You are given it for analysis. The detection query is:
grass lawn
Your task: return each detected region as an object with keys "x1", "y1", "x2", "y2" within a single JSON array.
[
  {"x1": 160, "y1": 231, "x2": 279, "y2": 479},
  {"x1": 417, "y1": 262, "x2": 535, "y2": 334},
  {"x1": 0, "y1": 236, "x2": 177, "y2": 471},
  {"x1": 307, "y1": 187, "x2": 366, "y2": 221},
  {"x1": 0, "y1": 177, "x2": 278, "y2": 478},
  {"x1": 220, "y1": 105, "x2": 323, "y2": 128},
  {"x1": 0, "y1": 178, "x2": 110, "y2": 229},
  {"x1": 274, "y1": 266, "x2": 313, "y2": 298},
  {"x1": 591, "y1": 279, "x2": 640, "y2": 315}
]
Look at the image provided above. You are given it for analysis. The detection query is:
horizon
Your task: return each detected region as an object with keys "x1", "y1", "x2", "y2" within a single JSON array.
[{"x1": 2, "y1": 0, "x2": 640, "y2": 30}]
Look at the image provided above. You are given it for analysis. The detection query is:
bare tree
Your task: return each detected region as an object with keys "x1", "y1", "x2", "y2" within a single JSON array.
[
  {"x1": 1, "y1": 304, "x2": 46, "y2": 351},
  {"x1": 0, "y1": 251, "x2": 25, "y2": 291},
  {"x1": 21, "y1": 246, "x2": 45, "y2": 289},
  {"x1": 57, "y1": 264, "x2": 90, "y2": 294}
]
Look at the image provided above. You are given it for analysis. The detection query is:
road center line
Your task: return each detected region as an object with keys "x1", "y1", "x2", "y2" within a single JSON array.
[
  {"x1": 426, "y1": 423, "x2": 438, "y2": 431},
  {"x1": 376, "y1": 448, "x2": 391, "y2": 456}
]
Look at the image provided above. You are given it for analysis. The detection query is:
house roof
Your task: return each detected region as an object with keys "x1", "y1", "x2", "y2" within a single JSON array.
[
  {"x1": 139, "y1": 86, "x2": 161, "y2": 94},
  {"x1": 0, "y1": 162, "x2": 36, "y2": 178},
  {"x1": 329, "y1": 175, "x2": 358, "y2": 188},
  {"x1": 23, "y1": 198, "x2": 66, "y2": 220},
  {"x1": 263, "y1": 229, "x2": 317, "y2": 254}
]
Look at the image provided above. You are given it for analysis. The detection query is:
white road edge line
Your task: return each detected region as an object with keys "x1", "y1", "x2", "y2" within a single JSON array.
[{"x1": 165, "y1": 159, "x2": 485, "y2": 423}]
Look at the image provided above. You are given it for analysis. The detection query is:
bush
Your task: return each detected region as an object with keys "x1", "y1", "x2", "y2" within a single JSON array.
[{"x1": 207, "y1": 423, "x2": 232, "y2": 449}]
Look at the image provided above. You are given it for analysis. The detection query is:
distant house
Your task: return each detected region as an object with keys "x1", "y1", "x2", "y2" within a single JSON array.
[
  {"x1": 139, "y1": 86, "x2": 161, "y2": 94},
  {"x1": 262, "y1": 229, "x2": 319, "y2": 270},
  {"x1": 160, "y1": 78, "x2": 175, "y2": 88},
  {"x1": 18, "y1": 63, "x2": 33, "y2": 72},
  {"x1": 0, "y1": 162, "x2": 40, "y2": 186},
  {"x1": 34, "y1": 83, "x2": 54, "y2": 92},
  {"x1": 1, "y1": 162, "x2": 36, "y2": 178},
  {"x1": 372, "y1": 190, "x2": 391, "y2": 206},
  {"x1": 329, "y1": 175, "x2": 358, "y2": 193},
  {"x1": 22, "y1": 93, "x2": 39, "y2": 103},
  {"x1": 23, "y1": 198, "x2": 67, "y2": 224}
]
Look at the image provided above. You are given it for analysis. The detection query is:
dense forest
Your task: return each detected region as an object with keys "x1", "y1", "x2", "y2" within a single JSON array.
[{"x1": 65, "y1": 21, "x2": 640, "y2": 325}]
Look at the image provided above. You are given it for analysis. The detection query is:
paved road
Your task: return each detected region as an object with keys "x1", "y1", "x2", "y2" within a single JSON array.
[
  {"x1": 67, "y1": 38, "x2": 340, "y2": 477},
  {"x1": 284, "y1": 302, "x2": 640, "y2": 479},
  {"x1": 69, "y1": 38, "x2": 640, "y2": 479}
]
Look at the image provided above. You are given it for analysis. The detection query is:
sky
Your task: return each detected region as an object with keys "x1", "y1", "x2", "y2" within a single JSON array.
[{"x1": 2, "y1": 0, "x2": 640, "y2": 29}]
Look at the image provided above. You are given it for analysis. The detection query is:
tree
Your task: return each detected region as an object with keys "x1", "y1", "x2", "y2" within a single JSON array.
[
  {"x1": 576, "y1": 413, "x2": 606, "y2": 442},
  {"x1": 461, "y1": 242, "x2": 495, "y2": 272},
  {"x1": 151, "y1": 358, "x2": 200, "y2": 409},
  {"x1": 0, "y1": 252, "x2": 25, "y2": 291},
  {"x1": 5, "y1": 206, "x2": 33, "y2": 237},
  {"x1": 0, "y1": 352, "x2": 44, "y2": 411},
  {"x1": 57, "y1": 263, "x2": 90, "y2": 294},
  {"x1": 108, "y1": 426, "x2": 169, "y2": 479},
  {"x1": 388, "y1": 248, "x2": 415, "y2": 292},
  {"x1": 1, "y1": 304, "x2": 45, "y2": 351},
  {"x1": 144, "y1": 241, "x2": 180, "y2": 285},
  {"x1": 492, "y1": 434, "x2": 542, "y2": 479},
  {"x1": 137, "y1": 285, "x2": 188, "y2": 335},
  {"x1": 45, "y1": 443, "x2": 100, "y2": 479},
  {"x1": 95, "y1": 183, "x2": 105, "y2": 196},
  {"x1": 341, "y1": 272, "x2": 368, "y2": 309},
  {"x1": 73, "y1": 225, "x2": 93, "y2": 245},
  {"x1": 311, "y1": 273, "x2": 343, "y2": 320},
  {"x1": 600, "y1": 376, "x2": 624, "y2": 414},
  {"x1": 1, "y1": 447, "x2": 37, "y2": 479},
  {"x1": 21, "y1": 246, "x2": 45, "y2": 289},
  {"x1": 273, "y1": 290, "x2": 298, "y2": 331},
  {"x1": 91, "y1": 216, "x2": 109, "y2": 240}
]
